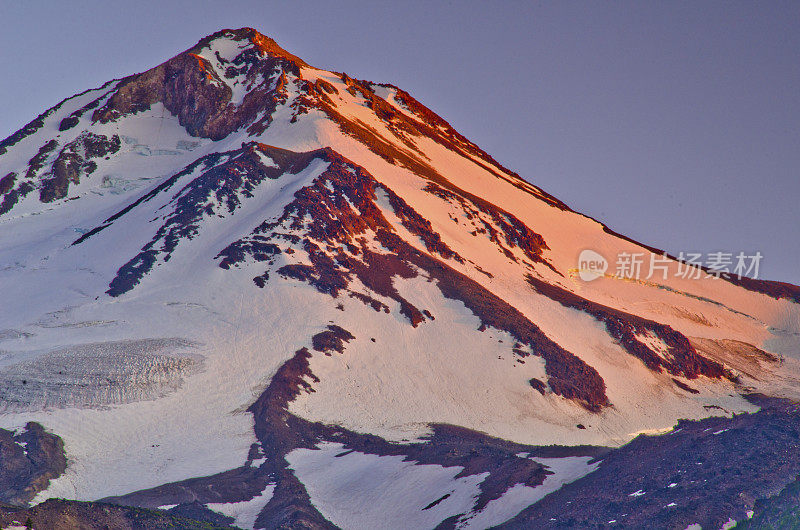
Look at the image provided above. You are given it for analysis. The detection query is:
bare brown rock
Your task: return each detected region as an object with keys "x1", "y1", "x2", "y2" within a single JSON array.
[{"x1": 0, "y1": 422, "x2": 66, "y2": 506}]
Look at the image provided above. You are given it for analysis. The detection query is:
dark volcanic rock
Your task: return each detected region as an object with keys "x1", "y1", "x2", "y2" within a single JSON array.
[
  {"x1": 424, "y1": 182, "x2": 552, "y2": 269},
  {"x1": 526, "y1": 274, "x2": 730, "y2": 381},
  {"x1": 40, "y1": 132, "x2": 121, "y2": 203},
  {"x1": 0, "y1": 422, "x2": 66, "y2": 506},
  {"x1": 57, "y1": 115, "x2": 80, "y2": 132},
  {"x1": 103, "y1": 143, "x2": 315, "y2": 296},
  {"x1": 739, "y1": 473, "x2": 800, "y2": 529},
  {"x1": 101, "y1": 465, "x2": 268, "y2": 510},
  {"x1": 311, "y1": 325, "x2": 355, "y2": 354},
  {"x1": 166, "y1": 501, "x2": 236, "y2": 526},
  {"x1": 499, "y1": 395, "x2": 800, "y2": 530},
  {"x1": 0, "y1": 141, "x2": 57, "y2": 216},
  {"x1": 0, "y1": 498, "x2": 236, "y2": 529},
  {"x1": 92, "y1": 28, "x2": 300, "y2": 141}
]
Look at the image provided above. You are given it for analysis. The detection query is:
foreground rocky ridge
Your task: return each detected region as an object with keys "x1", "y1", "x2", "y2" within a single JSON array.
[{"x1": 0, "y1": 499, "x2": 237, "y2": 529}]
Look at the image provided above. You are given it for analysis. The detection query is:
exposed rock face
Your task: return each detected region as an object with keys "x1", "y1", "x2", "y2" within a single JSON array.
[
  {"x1": 499, "y1": 395, "x2": 800, "y2": 530},
  {"x1": 0, "y1": 423, "x2": 66, "y2": 506},
  {"x1": 0, "y1": 130, "x2": 121, "y2": 210},
  {"x1": 740, "y1": 474, "x2": 800, "y2": 529},
  {"x1": 101, "y1": 143, "x2": 318, "y2": 296},
  {"x1": 311, "y1": 325, "x2": 354, "y2": 354},
  {"x1": 93, "y1": 28, "x2": 300, "y2": 141},
  {"x1": 0, "y1": 140, "x2": 55, "y2": 215},
  {"x1": 40, "y1": 132, "x2": 120, "y2": 202},
  {"x1": 526, "y1": 275, "x2": 730, "y2": 381},
  {"x1": 0, "y1": 498, "x2": 236, "y2": 529}
]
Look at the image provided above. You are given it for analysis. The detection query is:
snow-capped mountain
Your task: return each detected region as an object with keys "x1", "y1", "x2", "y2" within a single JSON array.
[{"x1": 1, "y1": 28, "x2": 799, "y2": 529}]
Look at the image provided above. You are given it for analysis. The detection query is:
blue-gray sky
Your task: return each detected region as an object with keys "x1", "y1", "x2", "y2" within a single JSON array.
[{"x1": 1, "y1": 1, "x2": 798, "y2": 284}]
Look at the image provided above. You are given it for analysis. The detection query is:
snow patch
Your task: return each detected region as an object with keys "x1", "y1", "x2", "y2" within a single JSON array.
[
  {"x1": 206, "y1": 483, "x2": 275, "y2": 530},
  {"x1": 287, "y1": 442, "x2": 484, "y2": 530},
  {"x1": 457, "y1": 456, "x2": 600, "y2": 528}
]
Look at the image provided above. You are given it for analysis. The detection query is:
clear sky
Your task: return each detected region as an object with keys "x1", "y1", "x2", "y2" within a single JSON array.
[{"x1": 1, "y1": 1, "x2": 798, "y2": 284}]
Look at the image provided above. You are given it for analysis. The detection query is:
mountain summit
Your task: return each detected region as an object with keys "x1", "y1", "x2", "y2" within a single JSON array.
[{"x1": 1, "y1": 28, "x2": 799, "y2": 529}]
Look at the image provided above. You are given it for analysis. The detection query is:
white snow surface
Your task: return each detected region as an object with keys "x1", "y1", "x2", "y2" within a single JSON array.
[
  {"x1": 287, "y1": 443, "x2": 599, "y2": 529},
  {"x1": 206, "y1": 484, "x2": 276, "y2": 530},
  {"x1": 287, "y1": 442, "x2": 485, "y2": 530},
  {"x1": 457, "y1": 456, "x2": 600, "y2": 529}
]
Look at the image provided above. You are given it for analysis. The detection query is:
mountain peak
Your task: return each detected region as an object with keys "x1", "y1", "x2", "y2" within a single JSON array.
[
  {"x1": 192, "y1": 27, "x2": 308, "y2": 68},
  {"x1": 2, "y1": 26, "x2": 800, "y2": 529}
]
